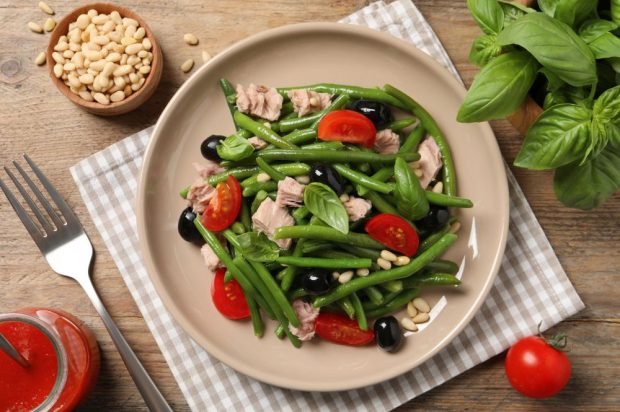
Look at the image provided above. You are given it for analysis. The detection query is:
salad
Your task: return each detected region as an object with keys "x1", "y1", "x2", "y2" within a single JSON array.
[{"x1": 177, "y1": 80, "x2": 473, "y2": 351}]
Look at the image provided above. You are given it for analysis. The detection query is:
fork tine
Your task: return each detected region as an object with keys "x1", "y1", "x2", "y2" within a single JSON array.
[
  {"x1": 4, "y1": 166, "x2": 56, "y2": 234},
  {"x1": 23, "y1": 154, "x2": 80, "y2": 226},
  {"x1": 12, "y1": 160, "x2": 66, "y2": 229},
  {"x1": 0, "y1": 177, "x2": 45, "y2": 240}
]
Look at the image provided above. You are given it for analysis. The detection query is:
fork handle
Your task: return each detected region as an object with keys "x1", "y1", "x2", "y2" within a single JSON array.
[{"x1": 78, "y1": 278, "x2": 173, "y2": 412}]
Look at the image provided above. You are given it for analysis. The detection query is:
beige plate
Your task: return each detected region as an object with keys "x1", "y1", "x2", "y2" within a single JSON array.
[{"x1": 137, "y1": 23, "x2": 509, "y2": 392}]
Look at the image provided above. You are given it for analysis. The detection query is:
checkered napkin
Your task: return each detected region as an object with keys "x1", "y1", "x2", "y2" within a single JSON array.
[{"x1": 70, "y1": 1, "x2": 585, "y2": 410}]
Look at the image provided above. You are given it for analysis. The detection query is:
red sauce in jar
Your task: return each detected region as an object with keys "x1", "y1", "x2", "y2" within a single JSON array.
[{"x1": 0, "y1": 308, "x2": 100, "y2": 411}]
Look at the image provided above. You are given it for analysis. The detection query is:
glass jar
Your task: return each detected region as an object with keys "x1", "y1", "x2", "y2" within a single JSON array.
[{"x1": 0, "y1": 308, "x2": 100, "y2": 411}]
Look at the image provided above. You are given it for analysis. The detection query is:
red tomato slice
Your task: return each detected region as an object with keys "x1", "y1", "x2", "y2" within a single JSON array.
[
  {"x1": 202, "y1": 175, "x2": 242, "y2": 232},
  {"x1": 211, "y1": 268, "x2": 250, "y2": 320},
  {"x1": 365, "y1": 213, "x2": 419, "y2": 257},
  {"x1": 315, "y1": 312, "x2": 374, "y2": 346},
  {"x1": 317, "y1": 110, "x2": 377, "y2": 148}
]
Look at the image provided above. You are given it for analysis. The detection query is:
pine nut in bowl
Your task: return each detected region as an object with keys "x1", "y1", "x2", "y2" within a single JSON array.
[{"x1": 46, "y1": 3, "x2": 163, "y2": 116}]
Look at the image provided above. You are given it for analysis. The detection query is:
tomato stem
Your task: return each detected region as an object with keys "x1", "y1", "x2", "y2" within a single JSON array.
[{"x1": 537, "y1": 321, "x2": 569, "y2": 351}]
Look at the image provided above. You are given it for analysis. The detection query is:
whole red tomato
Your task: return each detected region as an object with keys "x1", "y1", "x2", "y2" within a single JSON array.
[{"x1": 505, "y1": 334, "x2": 571, "y2": 399}]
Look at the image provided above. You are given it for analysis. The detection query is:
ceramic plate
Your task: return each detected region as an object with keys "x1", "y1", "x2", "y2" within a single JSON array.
[{"x1": 137, "y1": 23, "x2": 509, "y2": 391}]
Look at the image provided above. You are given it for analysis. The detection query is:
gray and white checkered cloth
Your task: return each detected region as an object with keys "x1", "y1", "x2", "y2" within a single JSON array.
[{"x1": 70, "y1": 1, "x2": 585, "y2": 410}]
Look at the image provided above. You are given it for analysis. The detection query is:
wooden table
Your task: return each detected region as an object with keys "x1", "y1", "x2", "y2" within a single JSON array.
[{"x1": 1, "y1": 1, "x2": 618, "y2": 410}]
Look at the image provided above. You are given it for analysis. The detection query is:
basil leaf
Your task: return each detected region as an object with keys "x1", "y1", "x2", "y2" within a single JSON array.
[
  {"x1": 593, "y1": 85, "x2": 620, "y2": 147},
  {"x1": 589, "y1": 33, "x2": 620, "y2": 59},
  {"x1": 467, "y1": 0, "x2": 505, "y2": 34},
  {"x1": 554, "y1": 144, "x2": 620, "y2": 209},
  {"x1": 393, "y1": 157, "x2": 429, "y2": 221},
  {"x1": 539, "y1": 67, "x2": 565, "y2": 91},
  {"x1": 608, "y1": 57, "x2": 620, "y2": 73},
  {"x1": 237, "y1": 232, "x2": 281, "y2": 261},
  {"x1": 469, "y1": 34, "x2": 503, "y2": 66},
  {"x1": 543, "y1": 87, "x2": 589, "y2": 109},
  {"x1": 515, "y1": 104, "x2": 592, "y2": 169},
  {"x1": 579, "y1": 19, "x2": 619, "y2": 44},
  {"x1": 498, "y1": 1, "x2": 535, "y2": 27},
  {"x1": 553, "y1": 0, "x2": 598, "y2": 28},
  {"x1": 537, "y1": 0, "x2": 558, "y2": 17},
  {"x1": 613, "y1": 0, "x2": 620, "y2": 25},
  {"x1": 496, "y1": 13, "x2": 597, "y2": 87},
  {"x1": 303, "y1": 182, "x2": 349, "y2": 234},
  {"x1": 458, "y1": 51, "x2": 538, "y2": 122},
  {"x1": 216, "y1": 133, "x2": 255, "y2": 161}
]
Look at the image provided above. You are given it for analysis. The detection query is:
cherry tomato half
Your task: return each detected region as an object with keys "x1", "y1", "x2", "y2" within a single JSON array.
[
  {"x1": 317, "y1": 110, "x2": 377, "y2": 148},
  {"x1": 202, "y1": 175, "x2": 242, "y2": 232},
  {"x1": 315, "y1": 312, "x2": 374, "y2": 346},
  {"x1": 211, "y1": 268, "x2": 250, "y2": 320},
  {"x1": 505, "y1": 336, "x2": 571, "y2": 399},
  {"x1": 365, "y1": 213, "x2": 419, "y2": 256}
]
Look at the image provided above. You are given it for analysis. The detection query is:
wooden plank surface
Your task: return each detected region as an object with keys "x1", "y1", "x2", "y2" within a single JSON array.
[{"x1": 0, "y1": 1, "x2": 618, "y2": 410}]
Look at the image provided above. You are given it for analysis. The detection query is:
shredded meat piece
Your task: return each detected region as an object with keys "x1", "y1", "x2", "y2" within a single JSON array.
[
  {"x1": 288, "y1": 299, "x2": 320, "y2": 341},
  {"x1": 193, "y1": 161, "x2": 224, "y2": 179},
  {"x1": 275, "y1": 177, "x2": 305, "y2": 208},
  {"x1": 251, "y1": 197, "x2": 294, "y2": 249},
  {"x1": 200, "y1": 244, "x2": 222, "y2": 273},
  {"x1": 416, "y1": 137, "x2": 443, "y2": 189},
  {"x1": 186, "y1": 178, "x2": 215, "y2": 213},
  {"x1": 287, "y1": 89, "x2": 332, "y2": 117},
  {"x1": 248, "y1": 136, "x2": 268, "y2": 150},
  {"x1": 236, "y1": 83, "x2": 283, "y2": 121},
  {"x1": 344, "y1": 196, "x2": 372, "y2": 222},
  {"x1": 374, "y1": 129, "x2": 400, "y2": 154}
]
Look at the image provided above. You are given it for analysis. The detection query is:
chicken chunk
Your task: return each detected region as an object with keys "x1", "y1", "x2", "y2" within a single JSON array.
[
  {"x1": 186, "y1": 178, "x2": 215, "y2": 213},
  {"x1": 251, "y1": 197, "x2": 295, "y2": 249},
  {"x1": 193, "y1": 161, "x2": 224, "y2": 179},
  {"x1": 343, "y1": 196, "x2": 372, "y2": 222},
  {"x1": 276, "y1": 177, "x2": 305, "y2": 208},
  {"x1": 288, "y1": 299, "x2": 320, "y2": 341},
  {"x1": 236, "y1": 83, "x2": 283, "y2": 121},
  {"x1": 374, "y1": 129, "x2": 400, "y2": 154},
  {"x1": 416, "y1": 137, "x2": 443, "y2": 189},
  {"x1": 200, "y1": 244, "x2": 221, "y2": 273},
  {"x1": 287, "y1": 89, "x2": 332, "y2": 117},
  {"x1": 248, "y1": 136, "x2": 268, "y2": 150}
]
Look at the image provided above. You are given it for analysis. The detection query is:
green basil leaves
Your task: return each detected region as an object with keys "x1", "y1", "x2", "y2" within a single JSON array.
[
  {"x1": 589, "y1": 33, "x2": 620, "y2": 59},
  {"x1": 393, "y1": 157, "x2": 429, "y2": 221},
  {"x1": 216, "y1": 133, "x2": 255, "y2": 161},
  {"x1": 236, "y1": 232, "x2": 281, "y2": 261},
  {"x1": 579, "y1": 19, "x2": 619, "y2": 44},
  {"x1": 469, "y1": 34, "x2": 503, "y2": 66},
  {"x1": 467, "y1": 0, "x2": 505, "y2": 35},
  {"x1": 303, "y1": 182, "x2": 349, "y2": 234},
  {"x1": 458, "y1": 51, "x2": 539, "y2": 122}
]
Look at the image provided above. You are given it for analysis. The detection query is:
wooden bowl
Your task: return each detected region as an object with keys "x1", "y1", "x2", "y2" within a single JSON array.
[{"x1": 46, "y1": 3, "x2": 163, "y2": 116}]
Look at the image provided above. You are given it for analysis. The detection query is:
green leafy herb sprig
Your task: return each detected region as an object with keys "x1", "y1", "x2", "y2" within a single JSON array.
[{"x1": 459, "y1": 0, "x2": 620, "y2": 210}]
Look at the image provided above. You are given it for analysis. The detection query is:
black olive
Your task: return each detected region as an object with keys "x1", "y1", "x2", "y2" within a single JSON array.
[
  {"x1": 415, "y1": 205, "x2": 450, "y2": 233},
  {"x1": 301, "y1": 269, "x2": 333, "y2": 295},
  {"x1": 309, "y1": 163, "x2": 344, "y2": 195},
  {"x1": 178, "y1": 207, "x2": 204, "y2": 245},
  {"x1": 200, "y1": 135, "x2": 226, "y2": 161},
  {"x1": 350, "y1": 100, "x2": 393, "y2": 128},
  {"x1": 374, "y1": 316, "x2": 402, "y2": 352}
]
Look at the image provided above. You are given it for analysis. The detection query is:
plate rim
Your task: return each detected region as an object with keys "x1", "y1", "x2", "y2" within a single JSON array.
[{"x1": 136, "y1": 21, "x2": 509, "y2": 392}]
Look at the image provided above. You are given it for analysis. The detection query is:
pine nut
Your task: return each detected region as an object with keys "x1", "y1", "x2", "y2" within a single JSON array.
[
  {"x1": 449, "y1": 221, "x2": 461, "y2": 234},
  {"x1": 79, "y1": 90, "x2": 94, "y2": 101},
  {"x1": 142, "y1": 38, "x2": 152, "y2": 50},
  {"x1": 123, "y1": 17, "x2": 139, "y2": 27},
  {"x1": 410, "y1": 161, "x2": 421, "y2": 169},
  {"x1": 339, "y1": 193, "x2": 350, "y2": 202},
  {"x1": 109, "y1": 31, "x2": 122, "y2": 43},
  {"x1": 124, "y1": 24, "x2": 137, "y2": 38},
  {"x1": 309, "y1": 97, "x2": 319, "y2": 106},
  {"x1": 184, "y1": 33, "x2": 199, "y2": 45},
  {"x1": 89, "y1": 59, "x2": 106, "y2": 72},
  {"x1": 113, "y1": 76, "x2": 126, "y2": 87},
  {"x1": 54, "y1": 42, "x2": 68, "y2": 52},
  {"x1": 201, "y1": 50, "x2": 211, "y2": 63},
  {"x1": 62, "y1": 50, "x2": 74, "y2": 59},
  {"x1": 43, "y1": 18, "x2": 56, "y2": 32},
  {"x1": 137, "y1": 50, "x2": 148, "y2": 58},
  {"x1": 394, "y1": 256, "x2": 410, "y2": 266},
  {"x1": 134, "y1": 27, "x2": 146, "y2": 40},
  {"x1": 125, "y1": 43, "x2": 143, "y2": 55},
  {"x1": 102, "y1": 20, "x2": 115, "y2": 34},
  {"x1": 92, "y1": 35, "x2": 109, "y2": 45},
  {"x1": 412, "y1": 312, "x2": 430, "y2": 324},
  {"x1": 28, "y1": 22, "x2": 44, "y2": 33},
  {"x1": 52, "y1": 52, "x2": 65, "y2": 64},
  {"x1": 93, "y1": 92, "x2": 109, "y2": 105},
  {"x1": 34, "y1": 52, "x2": 46, "y2": 66},
  {"x1": 76, "y1": 14, "x2": 90, "y2": 30},
  {"x1": 406, "y1": 301, "x2": 417, "y2": 317},
  {"x1": 110, "y1": 90, "x2": 125, "y2": 102},
  {"x1": 338, "y1": 271, "x2": 354, "y2": 284},
  {"x1": 82, "y1": 50, "x2": 102, "y2": 61},
  {"x1": 380, "y1": 250, "x2": 398, "y2": 262},
  {"x1": 79, "y1": 73, "x2": 94, "y2": 84},
  {"x1": 63, "y1": 62, "x2": 76, "y2": 72},
  {"x1": 356, "y1": 268, "x2": 370, "y2": 277},
  {"x1": 110, "y1": 11, "x2": 122, "y2": 24},
  {"x1": 432, "y1": 181, "x2": 444, "y2": 194},
  {"x1": 67, "y1": 74, "x2": 81, "y2": 88},
  {"x1": 180, "y1": 58, "x2": 194, "y2": 73},
  {"x1": 332, "y1": 271, "x2": 340, "y2": 281},
  {"x1": 139, "y1": 65, "x2": 151, "y2": 74},
  {"x1": 87, "y1": 9, "x2": 98, "y2": 18},
  {"x1": 401, "y1": 317, "x2": 418, "y2": 331},
  {"x1": 69, "y1": 42, "x2": 81, "y2": 52},
  {"x1": 127, "y1": 55, "x2": 140, "y2": 66},
  {"x1": 294, "y1": 175, "x2": 310, "y2": 184},
  {"x1": 123, "y1": 84, "x2": 132, "y2": 96},
  {"x1": 377, "y1": 258, "x2": 391, "y2": 270},
  {"x1": 39, "y1": 1, "x2": 54, "y2": 15},
  {"x1": 256, "y1": 173, "x2": 271, "y2": 183},
  {"x1": 106, "y1": 52, "x2": 121, "y2": 62},
  {"x1": 412, "y1": 297, "x2": 430, "y2": 313},
  {"x1": 113, "y1": 64, "x2": 133, "y2": 77},
  {"x1": 414, "y1": 168, "x2": 424, "y2": 178},
  {"x1": 53, "y1": 63, "x2": 63, "y2": 77},
  {"x1": 68, "y1": 85, "x2": 82, "y2": 95},
  {"x1": 91, "y1": 15, "x2": 109, "y2": 25},
  {"x1": 121, "y1": 36, "x2": 138, "y2": 46},
  {"x1": 129, "y1": 72, "x2": 139, "y2": 84}
]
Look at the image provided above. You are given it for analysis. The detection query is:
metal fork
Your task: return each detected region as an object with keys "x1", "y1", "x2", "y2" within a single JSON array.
[{"x1": 0, "y1": 155, "x2": 172, "y2": 412}]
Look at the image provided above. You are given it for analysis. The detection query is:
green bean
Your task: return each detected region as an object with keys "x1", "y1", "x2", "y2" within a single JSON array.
[
  {"x1": 350, "y1": 292, "x2": 368, "y2": 330},
  {"x1": 240, "y1": 200, "x2": 252, "y2": 231},
  {"x1": 338, "y1": 244, "x2": 381, "y2": 259},
  {"x1": 277, "y1": 320, "x2": 302, "y2": 348},
  {"x1": 425, "y1": 191, "x2": 473, "y2": 208},
  {"x1": 356, "y1": 167, "x2": 393, "y2": 196},
  {"x1": 275, "y1": 323, "x2": 286, "y2": 339},
  {"x1": 426, "y1": 259, "x2": 459, "y2": 274},
  {"x1": 402, "y1": 272, "x2": 461, "y2": 288},
  {"x1": 180, "y1": 186, "x2": 189, "y2": 199},
  {"x1": 301, "y1": 141, "x2": 345, "y2": 151},
  {"x1": 240, "y1": 163, "x2": 310, "y2": 187},
  {"x1": 277, "y1": 83, "x2": 408, "y2": 110},
  {"x1": 278, "y1": 95, "x2": 350, "y2": 132},
  {"x1": 382, "y1": 280, "x2": 403, "y2": 293},
  {"x1": 207, "y1": 166, "x2": 259, "y2": 186},
  {"x1": 243, "y1": 181, "x2": 278, "y2": 197},
  {"x1": 365, "y1": 288, "x2": 420, "y2": 318},
  {"x1": 258, "y1": 149, "x2": 419, "y2": 164},
  {"x1": 300, "y1": 239, "x2": 332, "y2": 254},
  {"x1": 400, "y1": 125, "x2": 426, "y2": 154},
  {"x1": 417, "y1": 224, "x2": 452, "y2": 254},
  {"x1": 280, "y1": 101, "x2": 295, "y2": 117},
  {"x1": 312, "y1": 234, "x2": 457, "y2": 307},
  {"x1": 287, "y1": 288, "x2": 309, "y2": 301},
  {"x1": 233, "y1": 111, "x2": 297, "y2": 149},
  {"x1": 363, "y1": 190, "x2": 400, "y2": 215},
  {"x1": 231, "y1": 222, "x2": 246, "y2": 235},
  {"x1": 338, "y1": 296, "x2": 356, "y2": 319},
  {"x1": 383, "y1": 84, "x2": 457, "y2": 196},
  {"x1": 256, "y1": 158, "x2": 286, "y2": 181},
  {"x1": 292, "y1": 206, "x2": 310, "y2": 223},
  {"x1": 281, "y1": 239, "x2": 304, "y2": 292},
  {"x1": 219, "y1": 79, "x2": 240, "y2": 130},
  {"x1": 313, "y1": 250, "x2": 357, "y2": 259},
  {"x1": 333, "y1": 164, "x2": 393, "y2": 194},
  {"x1": 384, "y1": 117, "x2": 418, "y2": 132},
  {"x1": 251, "y1": 190, "x2": 269, "y2": 214},
  {"x1": 246, "y1": 295, "x2": 264, "y2": 337},
  {"x1": 362, "y1": 290, "x2": 402, "y2": 311},
  {"x1": 275, "y1": 225, "x2": 384, "y2": 250},
  {"x1": 224, "y1": 269, "x2": 233, "y2": 283},
  {"x1": 284, "y1": 128, "x2": 317, "y2": 145},
  {"x1": 276, "y1": 256, "x2": 372, "y2": 269},
  {"x1": 364, "y1": 286, "x2": 384, "y2": 305}
]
